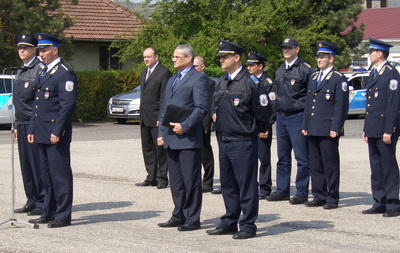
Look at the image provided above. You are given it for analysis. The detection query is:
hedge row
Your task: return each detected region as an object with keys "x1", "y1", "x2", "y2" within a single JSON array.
[
  {"x1": 73, "y1": 70, "x2": 141, "y2": 122},
  {"x1": 73, "y1": 67, "x2": 225, "y2": 122}
]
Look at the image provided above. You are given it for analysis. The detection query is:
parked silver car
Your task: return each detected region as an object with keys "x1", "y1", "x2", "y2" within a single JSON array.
[{"x1": 107, "y1": 86, "x2": 140, "y2": 124}]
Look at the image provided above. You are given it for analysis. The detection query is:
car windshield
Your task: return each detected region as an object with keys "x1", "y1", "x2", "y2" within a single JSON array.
[{"x1": 132, "y1": 86, "x2": 140, "y2": 93}]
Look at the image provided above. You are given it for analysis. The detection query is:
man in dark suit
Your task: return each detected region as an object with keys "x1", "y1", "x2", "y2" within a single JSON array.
[
  {"x1": 157, "y1": 44, "x2": 209, "y2": 231},
  {"x1": 193, "y1": 56, "x2": 215, "y2": 193},
  {"x1": 136, "y1": 47, "x2": 172, "y2": 189},
  {"x1": 362, "y1": 38, "x2": 400, "y2": 217},
  {"x1": 246, "y1": 52, "x2": 276, "y2": 200},
  {"x1": 13, "y1": 34, "x2": 46, "y2": 216},
  {"x1": 27, "y1": 33, "x2": 77, "y2": 228},
  {"x1": 302, "y1": 42, "x2": 349, "y2": 210}
]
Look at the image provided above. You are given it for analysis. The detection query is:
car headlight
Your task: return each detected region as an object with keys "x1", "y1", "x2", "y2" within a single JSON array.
[{"x1": 108, "y1": 98, "x2": 112, "y2": 105}]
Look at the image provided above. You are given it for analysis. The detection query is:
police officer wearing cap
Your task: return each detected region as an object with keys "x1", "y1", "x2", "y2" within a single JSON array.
[
  {"x1": 362, "y1": 38, "x2": 400, "y2": 217},
  {"x1": 246, "y1": 52, "x2": 276, "y2": 200},
  {"x1": 268, "y1": 37, "x2": 314, "y2": 205},
  {"x1": 302, "y1": 42, "x2": 349, "y2": 209},
  {"x1": 27, "y1": 33, "x2": 77, "y2": 228},
  {"x1": 206, "y1": 41, "x2": 272, "y2": 239},
  {"x1": 13, "y1": 34, "x2": 46, "y2": 216}
]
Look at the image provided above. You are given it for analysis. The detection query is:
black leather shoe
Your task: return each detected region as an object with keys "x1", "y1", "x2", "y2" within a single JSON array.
[
  {"x1": 158, "y1": 219, "x2": 184, "y2": 228},
  {"x1": 266, "y1": 192, "x2": 290, "y2": 201},
  {"x1": 289, "y1": 195, "x2": 308, "y2": 204},
  {"x1": 28, "y1": 217, "x2": 51, "y2": 224},
  {"x1": 323, "y1": 203, "x2": 338, "y2": 209},
  {"x1": 305, "y1": 200, "x2": 326, "y2": 207},
  {"x1": 47, "y1": 219, "x2": 71, "y2": 228},
  {"x1": 362, "y1": 207, "x2": 386, "y2": 214},
  {"x1": 232, "y1": 231, "x2": 256, "y2": 239},
  {"x1": 27, "y1": 207, "x2": 42, "y2": 216},
  {"x1": 157, "y1": 184, "x2": 168, "y2": 189},
  {"x1": 202, "y1": 185, "x2": 213, "y2": 193},
  {"x1": 383, "y1": 210, "x2": 400, "y2": 217},
  {"x1": 211, "y1": 188, "x2": 222, "y2": 194},
  {"x1": 135, "y1": 180, "x2": 157, "y2": 187},
  {"x1": 206, "y1": 227, "x2": 238, "y2": 235},
  {"x1": 14, "y1": 205, "x2": 35, "y2": 213},
  {"x1": 259, "y1": 192, "x2": 270, "y2": 200},
  {"x1": 177, "y1": 224, "x2": 201, "y2": 231}
]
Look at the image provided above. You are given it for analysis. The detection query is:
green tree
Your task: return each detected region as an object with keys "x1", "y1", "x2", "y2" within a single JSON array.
[
  {"x1": 114, "y1": 0, "x2": 365, "y2": 75},
  {"x1": 0, "y1": 0, "x2": 75, "y2": 69}
]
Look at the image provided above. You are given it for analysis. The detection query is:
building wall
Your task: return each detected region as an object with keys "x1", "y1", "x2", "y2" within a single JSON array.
[{"x1": 65, "y1": 43, "x2": 101, "y2": 71}]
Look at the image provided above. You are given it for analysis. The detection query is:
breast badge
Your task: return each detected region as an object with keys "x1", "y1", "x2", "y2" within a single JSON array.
[
  {"x1": 24, "y1": 82, "x2": 29, "y2": 88},
  {"x1": 234, "y1": 98, "x2": 240, "y2": 107}
]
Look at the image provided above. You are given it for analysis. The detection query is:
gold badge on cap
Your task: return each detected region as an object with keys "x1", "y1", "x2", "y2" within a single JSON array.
[
  {"x1": 319, "y1": 43, "x2": 323, "y2": 48},
  {"x1": 22, "y1": 35, "x2": 26, "y2": 39},
  {"x1": 220, "y1": 41, "x2": 223, "y2": 46},
  {"x1": 38, "y1": 35, "x2": 42, "y2": 40},
  {"x1": 284, "y1": 39, "x2": 290, "y2": 43}
]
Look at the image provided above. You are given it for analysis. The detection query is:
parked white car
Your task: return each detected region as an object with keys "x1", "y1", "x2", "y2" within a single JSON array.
[{"x1": 0, "y1": 74, "x2": 14, "y2": 125}]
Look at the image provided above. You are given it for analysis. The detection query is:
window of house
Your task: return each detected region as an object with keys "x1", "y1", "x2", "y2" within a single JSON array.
[{"x1": 100, "y1": 46, "x2": 121, "y2": 70}]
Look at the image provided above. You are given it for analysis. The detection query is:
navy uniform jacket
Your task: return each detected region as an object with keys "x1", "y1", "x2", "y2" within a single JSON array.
[
  {"x1": 302, "y1": 68, "x2": 349, "y2": 136},
  {"x1": 214, "y1": 67, "x2": 272, "y2": 142},
  {"x1": 28, "y1": 60, "x2": 77, "y2": 144},
  {"x1": 363, "y1": 62, "x2": 400, "y2": 138},
  {"x1": 13, "y1": 57, "x2": 46, "y2": 125},
  {"x1": 275, "y1": 58, "x2": 315, "y2": 113},
  {"x1": 158, "y1": 67, "x2": 209, "y2": 149}
]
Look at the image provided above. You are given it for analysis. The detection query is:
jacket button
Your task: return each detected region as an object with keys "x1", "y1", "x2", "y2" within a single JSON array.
[
  {"x1": 311, "y1": 113, "x2": 314, "y2": 116},
  {"x1": 51, "y1": 119, "x2": 55, "y2": 122},
  {"x1": 366, "y1": 112, "x2": 369, "y2": 115},
  {"x1": 381, "y1": 114, "x2": 384, "y2": 117},
  {"x1": 35, "y1": 105, "x2": 38, "y2": 108},
  {"x1": 35, "y1": 114, "x2": 38, "y2": 117},
  {"x1": 36, "y1": 97, "x2": 39, "y2": 100},
  {"x1": 312, "y1": 106, "x2": 315, "y2": 109},
  {"x1": 367, "y1": 104, "x2": 370, "y2": 107},
  {"x1": 313, "y1": 99, "x2": 316, "y2": 102}
]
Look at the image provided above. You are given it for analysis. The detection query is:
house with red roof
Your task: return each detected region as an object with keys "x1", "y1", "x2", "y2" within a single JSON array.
[
  {"x1": 61, "y1": 0, "x2": 143, "y2": 71},
  {"x1": 353, "y1": 6, "x2": 400, "y2": 66}
]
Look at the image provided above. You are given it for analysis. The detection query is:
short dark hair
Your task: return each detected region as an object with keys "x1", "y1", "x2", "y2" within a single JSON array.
[
  {"x1": 145, "y1": 47, "x2": 158, "y2": 56},
  {"x1": 381, "y1": 50, "x2": 389, "y2": 60}
]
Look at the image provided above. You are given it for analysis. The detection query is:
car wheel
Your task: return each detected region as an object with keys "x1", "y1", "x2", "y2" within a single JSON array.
[{"x1": 116, "y1": 118, "x2": 127, "y2": 124}]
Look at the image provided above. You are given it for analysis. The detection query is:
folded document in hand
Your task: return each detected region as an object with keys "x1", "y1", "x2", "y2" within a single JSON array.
[{"x1": 161, "y1": 103, "x2": 192, "y2": 127}]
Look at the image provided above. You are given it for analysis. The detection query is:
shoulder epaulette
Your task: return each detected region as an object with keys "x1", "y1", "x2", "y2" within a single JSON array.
[
  {"x1": 311, "y1": 71, "x2": 319, "y2": 77},
  {"x1": 303, "y1": 62, "x2": 312, "y2": 68},
  {"x1": 385, "y1": 65, "x2": 392, "y2": 71},
  {"x1": 250, "y1": 75, "x2": 259, "y2": 84},
  {"x1": 266, "y1": 78, "x2": 273, "y2": 84},
  {"x1": 39, "y1": 63, "x2": 46, "y2": 69},
  {"x1": 334, "y1": 71, "x2": 343, "y2": 76},
  {"x1": 61, "y1": 64, "x2": 69, "y2": 71}
]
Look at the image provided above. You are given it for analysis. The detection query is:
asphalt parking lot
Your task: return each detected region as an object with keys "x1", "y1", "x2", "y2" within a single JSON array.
[{"x1": 0, "y1": 120, "x2": 399, "y2": 253}]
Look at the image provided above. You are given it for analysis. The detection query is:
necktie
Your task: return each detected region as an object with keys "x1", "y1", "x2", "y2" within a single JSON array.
[
  {"x1": 146, "y1": 69, "x2": 151, "y2": 81},
  {"x1": 316, "y1": 72, "x2": 323, "y2": 88},
  {"x1": 39, "y1": 67, "x2": 47, "y2": 82},
  {"x1": 373, "y1": 69, "x2": 378, "y2": 79},
  {"x1": 172, "y1": 73, "x2": 181, "y2": 87}
]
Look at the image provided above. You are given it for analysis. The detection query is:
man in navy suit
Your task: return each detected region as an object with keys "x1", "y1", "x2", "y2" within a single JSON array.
[
  {"x1": 302, "y1": 42, "x2": 349, "y2": 209},
  {"x1": 27, "y1": 33, "x2": 77, "y2": 228},
  {"x1": 136, "y1": 47, "x2": 171, "y2": 189},
  {"x1": 362, "y1": 38, "x2": 400, "y2": 217},
  {"x1": 157, "y1": 44, "x2": 209, "y2": 231}
]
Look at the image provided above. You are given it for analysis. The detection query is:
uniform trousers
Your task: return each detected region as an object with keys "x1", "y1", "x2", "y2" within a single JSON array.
[
  {"x1": 276, "y1": 112, "x2": 310, "y2": 197},
  {"x1": 201, "y1": 130, "x2": 214, "y2": 187},
  {"x1": 38, "y1": 140, "x2": 73, "y2": 222},
  {"x1": 218, "y1": 140, "x2": 258, "y2": 234},
  {"x1": 167, "y1": 148, "x2": 202, "y2": 225},
  {"x1": 308, "y1": 136, "x2": 340, "y2": 204},
  {"x1": 17, "y1": 123, "x2": 45, "y2": 208},
  {"x1": 141, "y1": 123, "x2": 168, "y2": 185},
  {"x1": 368, "y1": 135, "x2": 400, "y2": 211},
  {"x1": 258, "y1": 128, "x2": 272, "y2": 195}
]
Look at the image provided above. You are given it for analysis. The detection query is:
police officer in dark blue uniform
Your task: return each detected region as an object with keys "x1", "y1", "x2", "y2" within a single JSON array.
[
  {"x1": 246, "y1": 52, "x2": 276, "y2": 200},
  {"x1": 206, "y1": 41, "x2": 272, "y2": 239},
  {"x1": 13, "y1": 34, "x2": 46, "y2": 216},
  {"x1": 302, "y1": 42, "x2": 349, "y2": 209},
  {"x1": 27, "y1": 33, "x2": 77, "y2": 227},
  {"x1": 268, "y1": 37, "x2": 315, "y2": 205},
  {"x1": 362, "y1": 38, "x2": 400, "y2": 217}
]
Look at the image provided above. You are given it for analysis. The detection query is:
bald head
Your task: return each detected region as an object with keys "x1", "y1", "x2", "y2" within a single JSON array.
[{"x1": 194, "y1": 56, "x2": 206, "y2": 73}]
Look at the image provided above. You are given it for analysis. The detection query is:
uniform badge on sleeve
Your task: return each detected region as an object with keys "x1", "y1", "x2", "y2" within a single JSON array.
[
  {"x1": 290, "y1": 79, "x2": 296, "y2": 85},
  {"x1": 259, "y1": 94, "x2": 268, "y2": 106},
  {"x1": 65, "y1": 81, "x2": 74, "y2": 92},
  {"x1": 342, "y1": 82, "x2": 347, "y2": 92},
  {"x1": 24, "y1": 82, "x2": 29, "y2": 88},
  {"x1": 390, "y1": 79, "x2": 398, "y2": 91},
  {"x1": 234, "y1": 98, "x2": 240, "y2": 106},
  {"x1": 268, "y1": 92, "x2": 276, "y2": 101}
]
